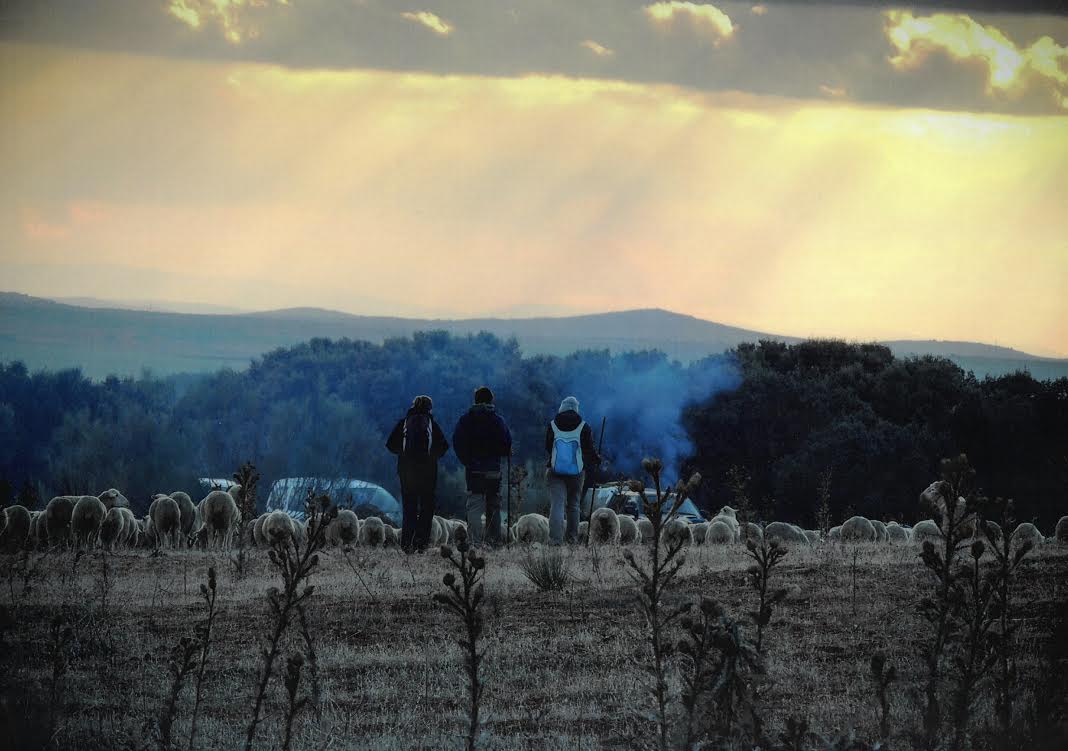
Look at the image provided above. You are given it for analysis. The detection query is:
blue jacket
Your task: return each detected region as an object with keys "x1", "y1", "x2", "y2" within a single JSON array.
[{"x1": 452, "y1": 404, "x2": 512, "y2": 481}]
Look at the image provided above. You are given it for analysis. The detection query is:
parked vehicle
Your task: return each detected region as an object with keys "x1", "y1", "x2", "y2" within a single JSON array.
[{"x1": 582, "y1": 487, "x2": 704, "y2": 524}]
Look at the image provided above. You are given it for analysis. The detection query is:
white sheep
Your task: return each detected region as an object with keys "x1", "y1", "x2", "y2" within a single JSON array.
[
  {"x1": 44, "y1": 496, "x2": 78, "y2": 546},
  {"x1": 705, "y1": 520, "x2": 735, "y2": 545},
  {"x1": 743, "y1": 522, "x2": 763, "y2": 544},
  {"x1": 98, "y1": 507, "x2": 126, "y2": 549},
  {"x1": 384, "y1": 525, "x2": 400, "y2": 547},
  {"x1": 30, "y1": 510, "x2": 47, "y2": 547},
  {"x1": 709, "y1": 513, "x2": 740, "y2": 538},
  {"x1": 689, "y1": 521, "x2": 708, "y2": 544},
  {"x1": 71, "y1": 495, "x2": 107, "y2": 547},
  {"x1": 169, "y1": 492, "x2": 197, "y2": 541},
  {"x1": 577, "y1": 520, "x2": 589, "y2": 544},
  {"x1": 261, "y1": 510, "x2": 299, "y2": 546},
  {"x1": 98, "y1": 488, "x2": 130, "y2": 510},
  {"x1": 828, "y1": 525, "x2": 842, "y2": 541},
  {"x1": 150, "y1": 495, "x2": 182, "y2": 547},
  {"x1": 252, "y1": 513, "x2": 268, "y2": 547},
  {"x1": 1010, "y1": 522, "x2": 1043, "y2": 547},
  {"x1": 328, "y1": 509, "x2": 361, "y2": 546},
  {"x1": 803, "y1": 529, "x2": 821, "y2": 545},
  {"x1": 660, "y1": 518, "x2": 693, "y2": 549},
  {"x1": 116, "y1": 507, "x2": 137, "y2": 546},
  {"x1": 911, "y1": 519, "x2": 942, "y2": 544},
  {"x1": 1, "y1": 504, "x2": 31, "y2": 549},
  {"x1": 870, "y1": 520, "x2": 888, "y2": 543},
  {"x1": 589, "y1": 508, "x2": 621, "y2": 545},
  {"x1": 359, "y1": 516, "x2": 387, "y2": 547},
  {"x1": 885, "y1": 522, "x2": 909, "y2": 543},
  {"x1": 717, "y1": 505, "x2": 738, "y2": 519},
  {"x1": 513, "y1": 513, "x2": 550, "y2": 544},
  {"x1": 200, "y1": 490, "x2": 241, "y2": 548},
  {"x1": 764, "y1": 521, "x2": 807, "y2": 544},
  {"x1": 637, "y1": 518, "x2": 654, "y2": 543},
  {"x1": 1055, "y1": 516, "x2": 1068, "y2": 545},
  {"x1": 619, "y1": 515, "x2": 642, "y2": 544},
  {"x1": 840, "y1": 516, "x2": 877, "y2": 542}
]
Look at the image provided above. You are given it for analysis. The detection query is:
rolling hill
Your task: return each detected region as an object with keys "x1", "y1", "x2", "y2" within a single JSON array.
[{"x1": 1, "y1": 292, "x2": 1065, "y2": 381}]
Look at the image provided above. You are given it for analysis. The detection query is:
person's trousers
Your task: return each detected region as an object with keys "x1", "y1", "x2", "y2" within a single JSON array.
[
  {"x1": 399, "y1": 461, "x2": 437, "y2": 551},
  {"x1": 466, "y1": 490, "x2": 502, "y2": 546},
  {"x1": 548, "y1": 471, "x2": 585, "y2": 544}
]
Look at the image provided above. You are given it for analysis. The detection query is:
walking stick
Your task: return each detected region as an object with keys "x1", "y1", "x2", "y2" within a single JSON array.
[
  {"x1": 584, "y1": 416, "x2": 608, "y2": 529},
  {"x1": 506, "y1": 453, "x2": 512, "y2": 546}
]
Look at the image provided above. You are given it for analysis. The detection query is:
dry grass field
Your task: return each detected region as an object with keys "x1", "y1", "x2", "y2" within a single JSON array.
[{"x1": 2, "y1": 540, "x2": 1066, "y2": 750}]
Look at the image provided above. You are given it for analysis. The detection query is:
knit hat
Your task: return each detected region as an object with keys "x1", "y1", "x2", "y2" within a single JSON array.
[
  {"x1": 411, "y1": 395, "x2": 433, "y2": 412},
  {"x1": 474, "y1": 386, "x2": 494, "y2": 405},
  {"x1": 558, "y1": 396, "x2": 580, "y2": 414}
]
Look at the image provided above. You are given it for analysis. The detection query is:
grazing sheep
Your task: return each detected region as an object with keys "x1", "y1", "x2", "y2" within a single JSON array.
[
  {"x1": 452, "y1": 520, "x2": 469, "y2": 546},
  {"x1": 201, "y1": 490, "x2": 241, "y2": 548},
  {"x1": 229, "y1": 484, "x2": 243, "y2": 508},
  {"x1": 98, "y1": 488, "x2": 130, "y2": 510},
  {"x1": 71, "y1": 495, "x2": 107, "y2": 547},
  {"x1": 637, "y1": 518, "x2": 654, "y2": 543},
  {"x1": 764, "y1": 521, "x2": 808, "y2": 544},
  {"x1": 359, "y1": 516, "x2": 387, "y2": 547},
  {"x1": 426, "y1": 516, "x2": 448, "y2": 547},
  {"x1": 743, "y1": 522, "x2": 763, "y2": 544},
  {"x1": 841, "y1": 516, "x2": 877, "y2": 543},
  {"x1": 885, "y1": 522, "x2": 909, "y2": 543},
  {"x1": 150, "y1": 496, "x2": 182, "y2": 547},
  {"x1": 261, "y1": 510, "x2": 299, "y2": 546},
  {"x1": 911, "y1": 519, "x2": 942, "y2": 544},
  {"x1": 690, "y1": 521, "x2": 708, "y2": 544},
  {"x1": 325, "y1": 509, "x2": 359, "y2": 547},
  {"x1": 589, "y1": 508, "x2": 621, "y2": 545},
  {"x1": 710, "y1": 513, "x2": 740, "y2": 536},
  {"x1": 513, "y1": 513, "x2": 550, "y2": 544},
  {"x1": 979, "y1": 520, "x2": 1003, "y2": 543},
  {"x1": 98, "y1": 507, "x2": 127, "y2": 549},
  {"x1": 384, "y1": 525, "x2": 400, "y2": 547},
  {"x1": 1011, "y1": 522, "x2": 1043, "y2": 547},
  {"x1": 116, "y1": 508, "x2": 137, "y2": 545},
  {"x1": 1055, "y1": 516, "x2": 1068, "y2": 545},
  {"x1": 705, "y1": 520, "x2": 735, "y2": 545},
  {"x1": 717, "y1": 505, "x2": 737, "y2": 519},
  {"x1": 30, "y1": 511, "x2": 47, "y2": 547},
  {"x1": 169, "y1": 492, "x2": 197, "y2": 539},
  {"x1": 871, "y1": 520, "x2": 888, "y2": 543},
  {"x1": 803, "y1": 529, "x2": 821, "y2": 545},
  {"x1": 661, "y1": 518, "x2": 693, "y2": 549},
  {"x1": 619, "y1": 515, "x2": 642, "y2": 544},
  {"x1": 1, "y1": 505, "x2": 32, "y2": 549},
  {"x1": 252, "y1": 513, "x2": 268, "y2": 546},
  {"x1": 828, "y1": 525, "x2": 842, "y2": 541},
  {"x1": 45, "y1": 496, "x2": 78, "y2": 546},
  {"x1": 577, "y1": 520, "x2": 589, "y2": 544}
]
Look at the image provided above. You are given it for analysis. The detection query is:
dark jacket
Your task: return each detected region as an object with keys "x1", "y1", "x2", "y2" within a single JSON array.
[
  {"x1": 452, "y1": 404, "x2": 512, "y2": 489},
  {"x1": 545, "y1": 409, "x2": 600, "y2": 472},
  {"x1": 386, "y1": 407, "x2": 449, "y2": 467}
]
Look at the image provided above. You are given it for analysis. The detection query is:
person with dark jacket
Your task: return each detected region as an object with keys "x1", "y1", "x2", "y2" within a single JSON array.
[
  {"x1": 545, "y1": 396, "x2": 600, "y2": 544},
  {"x1": 451, "y1": 386, "x2": 512, "y2": 546},
  {"x1": 386, "y1": 395, "x2": 449, "y2": 552}
]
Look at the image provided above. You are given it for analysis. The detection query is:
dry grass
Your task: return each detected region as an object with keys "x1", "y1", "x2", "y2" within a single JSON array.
[{"x1": 1, "y1": 541, "x2": 1065, "y2": 750}]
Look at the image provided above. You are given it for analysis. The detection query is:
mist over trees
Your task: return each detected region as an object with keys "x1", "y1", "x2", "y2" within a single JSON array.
[{"x1": 1, "y1": 334, "x2": 1065, "y2": 527}]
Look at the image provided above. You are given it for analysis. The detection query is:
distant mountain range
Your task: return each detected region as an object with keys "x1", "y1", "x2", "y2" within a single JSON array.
[{"x1": 1, "y1": 291, "x2": 1065, "y2": 381}]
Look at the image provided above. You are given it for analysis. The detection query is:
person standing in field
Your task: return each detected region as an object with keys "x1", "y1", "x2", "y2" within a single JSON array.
[
  {"x1": 546, "y1": 396, "x2": 601, "y2": 545},
  {"x1": 386, "y1": 395, "x2": 449, "y2": 553},
  {"x1": 452, "y1": 386, "x2": 512, "y2": 547}
]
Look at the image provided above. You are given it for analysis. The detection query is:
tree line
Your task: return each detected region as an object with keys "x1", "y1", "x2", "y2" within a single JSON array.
[{"x1": 1, "y1": 334, "x2": 1064, "y2": 527}]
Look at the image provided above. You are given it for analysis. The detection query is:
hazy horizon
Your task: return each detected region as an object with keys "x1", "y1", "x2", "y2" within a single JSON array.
[{"x1": 2, "y1": 2, "x2": 1066, "y2": 356}]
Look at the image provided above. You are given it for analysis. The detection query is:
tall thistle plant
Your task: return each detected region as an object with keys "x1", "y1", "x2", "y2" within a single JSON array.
[
  {"x1": 621, "y1": 458, "x2": 701, "y2": 751},
  {"x1": 915, "y1": 454, "x2": 977, "y2": 749}
]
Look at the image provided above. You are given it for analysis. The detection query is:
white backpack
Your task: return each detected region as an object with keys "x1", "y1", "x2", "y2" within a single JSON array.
[{"x1": 550, "y1": 421, "x2": 585, "y2": 476}]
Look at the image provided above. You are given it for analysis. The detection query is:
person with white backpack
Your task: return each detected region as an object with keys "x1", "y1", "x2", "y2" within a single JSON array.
[
  {"x1": 545, "y1": 396, "x2": 601, "y2": 544},
  {"x1": 386, "y1": 395, "x2": 449, "y2": 553}
]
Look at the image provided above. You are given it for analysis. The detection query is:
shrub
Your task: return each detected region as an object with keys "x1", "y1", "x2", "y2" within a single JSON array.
[{"x1": 519, "y1": 548, "x2": 573, "y2": 592}]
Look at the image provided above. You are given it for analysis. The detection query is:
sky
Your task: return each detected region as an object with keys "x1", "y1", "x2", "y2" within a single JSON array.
[{"x1": 1, "y1": 1, "x2": 1066, "y2": 356}]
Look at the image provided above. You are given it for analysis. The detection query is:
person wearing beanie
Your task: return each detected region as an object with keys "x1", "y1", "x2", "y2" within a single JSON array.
[
  {"x1": 545, "y1": 396, "x2": 601, "y2": 544},
  {"x1": 386, "y1": 394, "x2": 449, "y2": 552},
  {"x1": 451, "y1": 386, "x2": 512, "y2": 546}
]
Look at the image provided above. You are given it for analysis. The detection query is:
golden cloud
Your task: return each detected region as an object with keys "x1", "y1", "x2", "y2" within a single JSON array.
[
  {"x1": 166, "y1": 0, "x2": 287, "y2": 44},
  {"x1": 751, "y1": 5, "x2": 767, "y2": 16},
  {"x1": 644, "y1": 2, "x2": 734, "y2": 43},
  {"x1": 885, "y1": 10, "x2": 1068, "y2": 110},
  {"x1": 581, "y1": 39, "x2": 615, "y2": 58},
  {"x1": 401, "y1": 11, "x2": 454, "y2": 37}
]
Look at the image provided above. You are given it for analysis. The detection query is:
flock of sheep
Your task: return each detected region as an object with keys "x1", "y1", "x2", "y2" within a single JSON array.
[{"x1": 1, "y1": 483, "x2": 1066, "y2": 553}]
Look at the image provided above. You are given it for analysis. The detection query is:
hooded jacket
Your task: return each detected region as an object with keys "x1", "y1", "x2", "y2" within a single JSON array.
[{"x1": 386, "y1": 406, "x2": 449, "y2": 467}]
